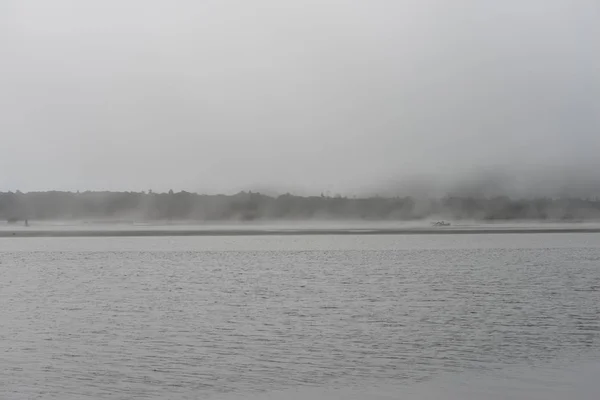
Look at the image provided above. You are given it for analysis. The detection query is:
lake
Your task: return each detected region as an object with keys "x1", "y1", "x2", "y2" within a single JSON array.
[{"x1": 1, "y1": 233, "x2": 599, "y2": 399}]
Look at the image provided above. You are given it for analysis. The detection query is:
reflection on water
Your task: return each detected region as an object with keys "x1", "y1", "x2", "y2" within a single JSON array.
[{"x1": 1, "y1": 234, "x2": 599, "y2": 399}]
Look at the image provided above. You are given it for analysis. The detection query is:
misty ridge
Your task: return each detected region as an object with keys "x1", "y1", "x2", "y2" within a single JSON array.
[
  {"x1": 3, "y1": 183, "x2": 600, "y2": 223},
  {"x1": 3, "y1": 167, "x2": 600, "y2": 223}
]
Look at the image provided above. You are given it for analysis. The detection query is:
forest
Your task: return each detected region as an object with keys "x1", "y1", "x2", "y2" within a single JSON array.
[{"x1": 2, "y1": 190, "x2": 600, "y2": 222}]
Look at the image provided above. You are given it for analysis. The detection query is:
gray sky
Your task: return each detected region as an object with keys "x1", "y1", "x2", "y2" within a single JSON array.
[{"x1": 1, "y1": 0, "x2": 599, "y2": 195}]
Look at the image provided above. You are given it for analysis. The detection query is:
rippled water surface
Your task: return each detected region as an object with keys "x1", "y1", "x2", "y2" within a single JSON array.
[{"x1": 1, "y1": 234, "x2": 599, "y2": 399}]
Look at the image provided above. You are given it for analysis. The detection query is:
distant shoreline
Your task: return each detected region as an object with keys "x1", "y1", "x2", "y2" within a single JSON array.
[
  {"x1": 3, "y1": 191, "x2": 600, "y2": 222},
  {"x1": 2, "y1": 227, "x2": 600, "y2": 238}
]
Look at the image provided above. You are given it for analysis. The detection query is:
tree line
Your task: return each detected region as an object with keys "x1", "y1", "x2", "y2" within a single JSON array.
[{"x1": 1, "y1": 190, "x2": 600, "y2": 222}]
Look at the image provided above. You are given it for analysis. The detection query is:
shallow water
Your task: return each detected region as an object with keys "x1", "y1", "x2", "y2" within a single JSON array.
[{"x1": 1, "y1": 234, "x2": 599, "y2": 399}]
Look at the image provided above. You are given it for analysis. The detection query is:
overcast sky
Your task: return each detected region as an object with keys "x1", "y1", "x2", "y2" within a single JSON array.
[{"x1": 1, "y1": 0, "x2": 599, "y2": 195}]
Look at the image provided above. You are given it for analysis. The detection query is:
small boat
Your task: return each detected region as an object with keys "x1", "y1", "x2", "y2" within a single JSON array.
[{"x1": 432, "y1": 221, "x2": 451, "y2": 226}]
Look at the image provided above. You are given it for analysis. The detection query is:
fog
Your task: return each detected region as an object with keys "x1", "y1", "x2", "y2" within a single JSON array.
[{"x1": 1, "y1": 0, "x2": 599, "y2": 196}]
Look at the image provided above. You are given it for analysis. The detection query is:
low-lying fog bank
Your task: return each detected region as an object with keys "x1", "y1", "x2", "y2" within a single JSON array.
[{"x1": 2, "y1": 191, "x2": 600, "y2": 225}]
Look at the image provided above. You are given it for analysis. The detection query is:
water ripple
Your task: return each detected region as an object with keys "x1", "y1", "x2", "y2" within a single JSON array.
[{"x1": 1, "y1": 235, "x2": 599, "y2": 398}]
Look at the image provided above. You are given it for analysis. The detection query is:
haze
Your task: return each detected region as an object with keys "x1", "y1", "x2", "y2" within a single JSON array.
[{"x1": 1, "y1": 0, "x2": 599, "y2": 196}]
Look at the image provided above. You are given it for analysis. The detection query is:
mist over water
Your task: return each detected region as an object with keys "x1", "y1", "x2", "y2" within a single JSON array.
[
  {"x1": 2, "y1": 2, "x2": 600, "y2": 399},
  {"x1": 374, "y1": 164, "x2": 600, "y2": 200},
  {"x1": 3, "y1": 189, "x2": 600, "y2": 224}
]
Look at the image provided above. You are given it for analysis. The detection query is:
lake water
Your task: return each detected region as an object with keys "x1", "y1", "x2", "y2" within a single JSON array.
[{"x1": 1, "y1": 233, "x2": 599, "y2": 399}]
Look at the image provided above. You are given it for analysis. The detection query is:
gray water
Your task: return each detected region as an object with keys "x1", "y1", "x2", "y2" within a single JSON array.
[{"x1": 1, "y1": 234, "x2": 599, "y2": 399}]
